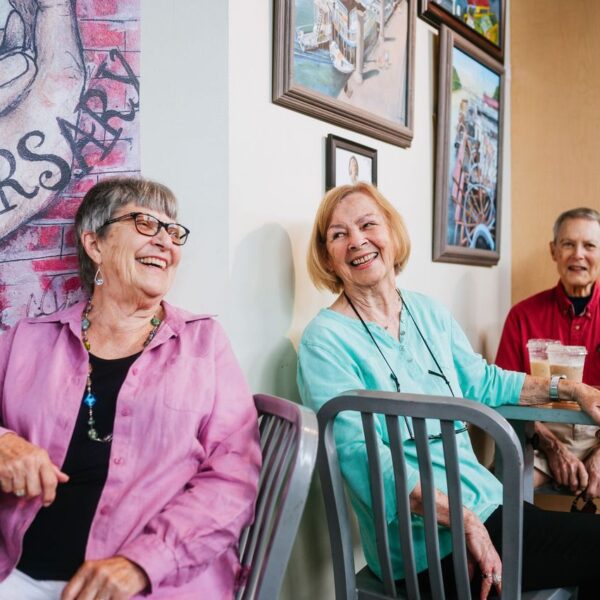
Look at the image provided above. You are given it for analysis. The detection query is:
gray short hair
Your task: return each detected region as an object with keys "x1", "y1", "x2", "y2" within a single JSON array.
[
  {"x1": 75, "y1": 177, "x2": 179, "y2": 293},
  {"x1": 553, "y1": 207, "x2": 600, "y2": 242}
]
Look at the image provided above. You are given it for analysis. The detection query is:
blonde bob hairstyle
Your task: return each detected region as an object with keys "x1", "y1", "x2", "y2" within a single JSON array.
[{"x1": 307, "y1": 182, "x2": 411, "y2": 293}]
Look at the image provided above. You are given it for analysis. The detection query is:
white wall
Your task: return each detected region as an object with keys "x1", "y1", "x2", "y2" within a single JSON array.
[{"x1": 143, "y1": 1, "x2": 512, "y2": 598}]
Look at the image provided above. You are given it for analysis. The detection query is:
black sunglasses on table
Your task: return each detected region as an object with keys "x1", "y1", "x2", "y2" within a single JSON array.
[{"x1": 99, "y1": 212, "x2": 190, "y2": 246}]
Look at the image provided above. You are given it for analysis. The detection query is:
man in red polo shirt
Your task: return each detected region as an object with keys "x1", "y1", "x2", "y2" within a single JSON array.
[{"x1": 496, "y1": 207, "x2": 600, "y2": 498}]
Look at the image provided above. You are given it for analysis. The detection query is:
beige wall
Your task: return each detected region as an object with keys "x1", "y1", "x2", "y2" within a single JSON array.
[{"x1": 511, "y1": 1, "x2": 600, "y2": 304}]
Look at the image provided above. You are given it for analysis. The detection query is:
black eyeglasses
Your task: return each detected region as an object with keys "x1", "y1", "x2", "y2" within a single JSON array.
[
  {"x1": 389, "y1": 371, "x2": 469, "y2": 441},
  {"x1": 99, "y1": 212, "x2": 190, "y2": 246}
]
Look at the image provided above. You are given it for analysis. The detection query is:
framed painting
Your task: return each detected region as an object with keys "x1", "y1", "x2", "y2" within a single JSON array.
[
  {"x1": 273, "y1": 0, "x2": 415, "y2": 148},
  {"x1": 325, "y1": 134, "x2": 377, "y2": 189},
  {"x1": 418, "y1": 0, "x2": 504, "y2": 62},
  {"x1": 433, "y1": 26, "x2": 504, "y2": 266}
]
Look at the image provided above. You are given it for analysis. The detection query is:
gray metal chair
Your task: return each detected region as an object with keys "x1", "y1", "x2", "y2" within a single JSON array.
[
  {"x1": 236, "y1": 393, "x2": 318, "y2": 600},
  {"x1": 317, "y1": 390, "x2": 575, "y2": 600}
]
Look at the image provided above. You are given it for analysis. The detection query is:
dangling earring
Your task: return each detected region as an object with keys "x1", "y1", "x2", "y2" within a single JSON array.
[{"x1": 94, "y1": 268, "x2": 104, "y2": 286}]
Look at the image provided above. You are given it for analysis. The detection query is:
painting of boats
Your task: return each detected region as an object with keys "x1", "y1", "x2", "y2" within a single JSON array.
[{"x1": 273, "y1": 0, "x2": 415, "y2": 147}]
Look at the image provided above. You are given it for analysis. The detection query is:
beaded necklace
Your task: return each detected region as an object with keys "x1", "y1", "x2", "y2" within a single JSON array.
[{"x1": 81, "y1": 299, "x2": 161, "y2": 443}]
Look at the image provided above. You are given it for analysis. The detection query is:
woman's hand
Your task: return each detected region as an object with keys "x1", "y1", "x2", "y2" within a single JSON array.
[
  {"x1": 464, "y1": 510, "x2": 502, "y2": 600},
  {"x1": 61, "y1": 557, "x2": 149, "y2": 600},
  {"x1": 0, "y1": 432, "x2": 68, "y2": 505}
]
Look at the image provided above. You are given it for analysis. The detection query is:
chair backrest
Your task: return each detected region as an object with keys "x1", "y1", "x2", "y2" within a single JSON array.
[
  {"x1": 317, "y1": 390, "x2": 525, "y2": 600},
  {"x1": 236, "y1": 393, "x2": 319, "y2": 600}
]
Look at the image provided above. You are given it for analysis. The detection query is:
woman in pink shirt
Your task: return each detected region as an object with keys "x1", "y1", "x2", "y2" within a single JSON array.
[{"x1": 0, "y1": 178, "x2": 261, "y2": 599}]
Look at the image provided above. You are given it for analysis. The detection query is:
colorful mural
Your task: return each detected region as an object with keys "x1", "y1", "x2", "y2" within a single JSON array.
[{"x1": 0, "y1": 0, "x2": 140, "y2": 331}]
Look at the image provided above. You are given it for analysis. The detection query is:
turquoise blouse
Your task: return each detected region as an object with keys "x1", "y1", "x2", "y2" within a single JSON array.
[{"x1": 297, "y1": 289, "x2": 525, "y2": 580}]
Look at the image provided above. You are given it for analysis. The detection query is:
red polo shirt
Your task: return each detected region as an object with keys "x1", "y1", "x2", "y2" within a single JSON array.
[{"x1": 496, "y1": 282, "x2": 600, "y2": 385}]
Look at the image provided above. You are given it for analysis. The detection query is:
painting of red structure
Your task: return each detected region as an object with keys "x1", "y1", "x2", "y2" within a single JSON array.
[{"x1": 0, "y1": 0, "x2": 140, "y2": 331}]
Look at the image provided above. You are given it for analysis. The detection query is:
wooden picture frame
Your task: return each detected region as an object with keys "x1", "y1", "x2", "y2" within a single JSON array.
[
  {"x1": 325, "y1": 134, "x2": 377, "y2": 190},
  {"x1": 419, "y1": 0, "x2": 505, "y2": 62},
  {"x1": 273, "y1": 0, "x2": 416, "y2": 148},
  {"x1": 433, "y1": 26, "x2": 504, "y2": 266}
]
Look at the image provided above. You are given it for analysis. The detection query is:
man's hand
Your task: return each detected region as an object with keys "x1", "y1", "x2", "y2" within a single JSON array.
[
  {"x1": 571, "y1": 383, "x2": 600, "y2": 426},
  {"x1": 535, "y1": 421, "x2": 588, "y2": 494},
  {"x1": 544, "y1": 442, "x2": 588, "y2": 494},
  {"x1": 0, "y1": 432, "x2": 69, "y2": 505},
  {"x1": 61, "y1": 557, "x2": 149, "y2": 600},
  {"x1": 583, "y1": 445, "x2": 600, "y2": 499}
]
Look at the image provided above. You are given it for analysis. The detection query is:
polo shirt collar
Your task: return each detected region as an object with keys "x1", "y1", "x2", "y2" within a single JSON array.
[{"x1": 555, "y1": 280, "x2": 599, "y2": 316}]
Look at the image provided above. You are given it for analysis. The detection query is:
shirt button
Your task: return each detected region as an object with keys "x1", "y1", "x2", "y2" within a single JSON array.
[
  {"x1": 100, "y1": 506, "x2": 110, "y2": 515},
  {"x1": 120, "y1": 408, "x2": 132, "y2": 417},
  {"x1": 113, "y1": 457, "x2": 124, "y2": 465},
  {"x1": 574, "y1": 325, "x2": 580, "y2": 330}
]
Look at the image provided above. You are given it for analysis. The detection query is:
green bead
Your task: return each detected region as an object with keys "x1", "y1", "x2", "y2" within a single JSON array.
[{"x1": 151, "y1": 316, "x2": 161, "y2": 327}]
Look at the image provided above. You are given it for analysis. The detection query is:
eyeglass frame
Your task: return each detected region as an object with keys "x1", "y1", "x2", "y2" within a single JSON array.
[
  {"x1": 388, "y1": 370, "x2": 469, "y2": 442},
  {"x1": 98, "y1": 212, "x2": 191, "y2": 246}
]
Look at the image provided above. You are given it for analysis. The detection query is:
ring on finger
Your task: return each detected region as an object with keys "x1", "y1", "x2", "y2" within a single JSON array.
[
  {"x1": 482, "y1": 572, "x2": 491, "y2": 579},
  {"x1": 492, "y1": 573, "x2": 502, "y2": 584},
  {"x1": 14, "y1": 489, "x2": 25, "y2": 497}
]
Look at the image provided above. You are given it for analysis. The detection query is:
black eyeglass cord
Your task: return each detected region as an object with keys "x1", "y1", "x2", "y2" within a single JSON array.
[
  {"x1": 344, "y1": 292, "x2": 401, "y2": 392},
  {"x1": 403, "y1": 298, "x2": 455, "y2": 397},
  {"x1": 344, "y1": 289, "x2": 466, "y2": 441},
  {"x1": 343, "y1": 289, "x2": 455, "y2": 398}
]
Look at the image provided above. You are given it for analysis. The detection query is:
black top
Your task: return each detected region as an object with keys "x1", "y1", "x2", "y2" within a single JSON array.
[
  {"x1": 569, "y1": 294, "x2": 592, "y2": 316},
  {"x1": 17, "y1": 352, "x2": 140, "y2": 581}
]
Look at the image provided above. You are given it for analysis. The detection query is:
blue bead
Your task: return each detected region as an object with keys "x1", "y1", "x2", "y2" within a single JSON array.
[
  {"x1": 84, "y1": 392, "x2": 97, "y2": 407},
  {"x1": 82, "y1": 317, "x2": 91, "y2": 331}
]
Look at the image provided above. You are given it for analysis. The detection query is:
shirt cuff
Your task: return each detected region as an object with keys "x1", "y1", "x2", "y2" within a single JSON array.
[{"x1": 119, "y1": 533, "x2": 178, "y2": 594}]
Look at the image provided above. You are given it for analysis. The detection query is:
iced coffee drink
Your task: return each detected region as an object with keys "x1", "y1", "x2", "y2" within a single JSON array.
[
  {"x1": 527, "y1": 339, "x2": 560, "y2": 378},
  {"x1": 547, "y1": 345, "x2": 587, "y2": 384}
]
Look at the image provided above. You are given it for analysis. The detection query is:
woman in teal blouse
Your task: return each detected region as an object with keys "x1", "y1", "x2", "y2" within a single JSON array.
[{"x1": 298, "y1": 182, "x2": 600, "y2": 599}]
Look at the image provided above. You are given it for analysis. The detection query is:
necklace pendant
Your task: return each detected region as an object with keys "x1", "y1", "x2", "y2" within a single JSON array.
[{"x1": 84, "y1": 392, "x2": 97, "y2": 407}]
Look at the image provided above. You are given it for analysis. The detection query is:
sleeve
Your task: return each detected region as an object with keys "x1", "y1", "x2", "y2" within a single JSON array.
[
  {"x1": 448, "y1": 314, "x2": 525, "y2": 408},
  {"x1": 495, "y1": 306, "x2": 528, "y2": 372},
  {"x1": 298, "y1": 341, "x2": 419, "y2": 524},
  {"x1": 119, "y1": 324, "x2": 261, "y2": 590},
  {"x1": 0, "y1": 324, "x2": 19, "y2": 438}
]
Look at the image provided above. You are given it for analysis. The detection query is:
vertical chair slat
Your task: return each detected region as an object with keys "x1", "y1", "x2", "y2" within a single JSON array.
[
  {"x1": 239, "y1": 419, "x2": 291, "y2": 575},
  {"x1": 243, "y1": 426, "x2": 295, "y2": 598},
  {"x1": 440, "y1": 420, "x2": 471, "y2": 600},
  {"x1": 386, "y1": 414, "x2": 421, "y2": 600},
  {"x1": 413, "y1": 418, "x2": 445, "y2": 600},
  {"x1": 362, "y1": 412, "x2": 398, "y2": 598}
]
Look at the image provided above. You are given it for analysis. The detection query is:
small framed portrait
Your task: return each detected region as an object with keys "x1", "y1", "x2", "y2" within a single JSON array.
[
  {"x1": 433, "y1": 26, "x2": 504, "y2": 266},
  {"x1": 325, "y1": 134, "x2": 378, "y2": 190},
  {"x1": 418, "y1": 0, "x2": 505, "y2": 62}
]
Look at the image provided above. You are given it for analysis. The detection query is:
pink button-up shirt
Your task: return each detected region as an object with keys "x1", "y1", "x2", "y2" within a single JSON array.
[{"x1": 0, "y1": 301, "x2": 261, "y2": 599}]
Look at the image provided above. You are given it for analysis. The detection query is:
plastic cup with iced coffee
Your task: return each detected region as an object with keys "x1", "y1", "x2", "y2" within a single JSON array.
[
  {"x1": 527, "y1": 339, "x2": 561, "y2": 378},
  {"x1": 547, "y1": 344, "x2": 587, "y2": 383}
]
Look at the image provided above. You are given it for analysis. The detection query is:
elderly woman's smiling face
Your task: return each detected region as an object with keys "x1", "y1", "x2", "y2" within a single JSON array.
[
  {"x1": 93, "y1": 203, "x2": 182, "y2": 302},
  {"x1": 325, "y1": 192, "x2": 397, "y2": 292}
]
